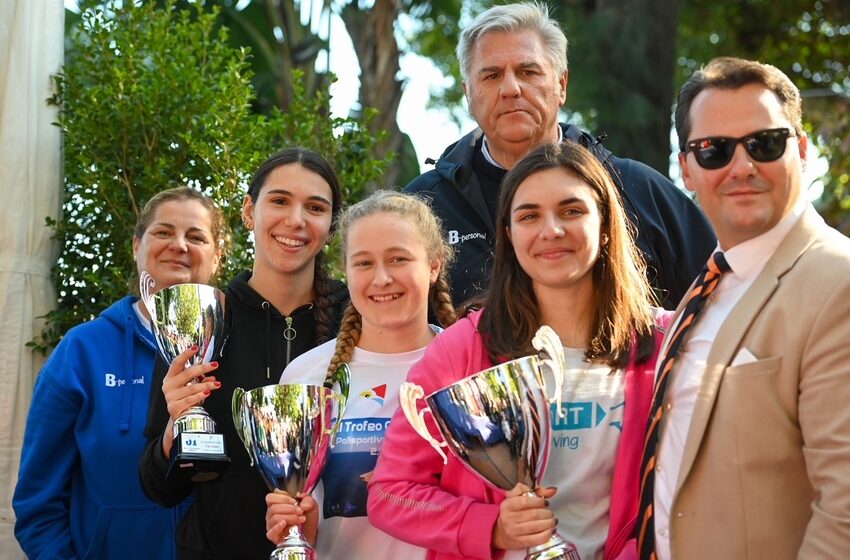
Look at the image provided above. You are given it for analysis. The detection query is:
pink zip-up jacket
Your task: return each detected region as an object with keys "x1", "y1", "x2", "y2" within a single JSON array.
[{"x1": 368, "y1": 309, "x2": 671, "y2": 560}]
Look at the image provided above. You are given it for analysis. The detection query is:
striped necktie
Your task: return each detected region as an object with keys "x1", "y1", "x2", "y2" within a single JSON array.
[{"x1": 637, "y1": 251, "x2": 732, "y2": 559}]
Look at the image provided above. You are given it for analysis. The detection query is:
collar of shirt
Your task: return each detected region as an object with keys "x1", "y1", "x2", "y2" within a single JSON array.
[
  {"x1": 481, "y1": 125, "x2": 563, "y2": 170},
  {"x1": 133, "y1": 300, "x2": 153, "y2": 332},
  {"x1": 721, "y1": 196, "x2": 808, "y2": 284}
]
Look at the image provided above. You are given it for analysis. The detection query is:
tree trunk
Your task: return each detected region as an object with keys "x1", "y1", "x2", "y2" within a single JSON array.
[
  {"x1": 340, "y1": 0, "x2": 408, "y2": 189},
  {"x1": 564, "y1": 0, "x2": 680, "y2": 175}
]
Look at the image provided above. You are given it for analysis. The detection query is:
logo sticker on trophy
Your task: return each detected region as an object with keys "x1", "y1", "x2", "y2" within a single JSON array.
[
  {"x1": 232, "y1": 364, "x2": 350, "y2": 560},
  {"x1": 400, "y1": 326, "x2": 581, "y2": 560},
  {"x1": 140, "y1": 271, "x2": 231, "y2": 482}
]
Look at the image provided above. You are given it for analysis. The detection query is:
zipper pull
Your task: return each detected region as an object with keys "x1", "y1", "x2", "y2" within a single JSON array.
[{"x1": 283, "y1": 316, "x2": 296, "y2": 367}]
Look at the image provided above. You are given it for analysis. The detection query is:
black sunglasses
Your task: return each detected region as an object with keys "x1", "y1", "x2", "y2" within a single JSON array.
[{"x1": 683, "y1": 128, "x2": 795, "y2": 170}]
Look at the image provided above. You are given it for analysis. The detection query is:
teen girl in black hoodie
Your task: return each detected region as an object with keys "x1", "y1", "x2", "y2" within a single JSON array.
[{"x1": 140, "y1": 148, "x2": 348, "y2": 559}]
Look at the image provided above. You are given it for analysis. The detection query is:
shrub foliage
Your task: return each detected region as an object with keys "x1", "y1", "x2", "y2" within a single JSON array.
[{"x1": 34, "y1": 0, "x2": 389, "y2": 352}]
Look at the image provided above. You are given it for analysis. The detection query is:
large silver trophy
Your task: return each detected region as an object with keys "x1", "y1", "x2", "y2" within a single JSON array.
[
  {"x1": 232, "y1": 367, "x2": 350, "y2": 560},
  {"x1": 140, "y1": 271, "x2": 230, "y2": 482},
  {"x1": 400, "y1": 326, "x2": 580, "y2": 560}
]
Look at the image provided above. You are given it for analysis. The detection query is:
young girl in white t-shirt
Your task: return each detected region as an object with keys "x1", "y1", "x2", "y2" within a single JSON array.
[{"x1": 265, "y1": 191, "x2": 456, "y2": 559}]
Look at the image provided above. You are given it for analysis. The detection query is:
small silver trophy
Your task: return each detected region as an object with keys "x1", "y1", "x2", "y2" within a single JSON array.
[
  {"x1": 140, "y1": 271, "x2": 230, "y2": 482},
  {"x1": 400, "y1": 326, "x2": 580, "y2": 560},
  {"x1": 232, "y1": 368, "x2": 349, "y2": 560}
]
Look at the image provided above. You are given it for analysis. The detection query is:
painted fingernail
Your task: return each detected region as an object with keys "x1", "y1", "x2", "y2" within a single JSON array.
[
  {"x1": 192, "y1": 344, "x2": 199, "y2": 351},
  {"x1": 214, "y1": 381, "x2": 221, "y2": 388},
  {"x1": 210, "y1": 361, "x2": 219, "y2": 369},
  {"x1": 203, "y1": 390, "x2": 211, "y2": 396}
]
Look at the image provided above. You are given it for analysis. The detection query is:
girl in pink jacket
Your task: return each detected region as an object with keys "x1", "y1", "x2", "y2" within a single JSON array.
[{"x1": 368, "y1": 142, "x2": 672, "y2": 560}]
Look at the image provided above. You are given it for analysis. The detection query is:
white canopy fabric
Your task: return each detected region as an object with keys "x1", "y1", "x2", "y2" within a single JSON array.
[{"x1": 0, "y1": 1, "x2": 63, "y2": 555}]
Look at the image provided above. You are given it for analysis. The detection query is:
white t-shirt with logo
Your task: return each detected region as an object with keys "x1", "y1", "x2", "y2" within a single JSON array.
[
  {"x1": 505, "y1": 347, "x2": 625, "y2": 560},
  {"x1": 280, "y1": 338, "x2": 430, "y2": 560}
]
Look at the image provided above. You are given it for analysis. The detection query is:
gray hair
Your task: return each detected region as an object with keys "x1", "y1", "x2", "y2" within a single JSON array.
[{"x1": 457, "y1": 2, "x2": 568, "y2": 82}]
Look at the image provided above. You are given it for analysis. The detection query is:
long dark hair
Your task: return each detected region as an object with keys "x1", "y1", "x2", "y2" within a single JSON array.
[
  {"x1": 479, "y1": 141, "x2": 656, "y2": 367},
  {"x1": 247, "y1": 148, "x2": 344, "y2": 344}
]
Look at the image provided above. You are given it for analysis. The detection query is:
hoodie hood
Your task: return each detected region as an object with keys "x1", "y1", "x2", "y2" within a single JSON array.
[
  {"x1": 99, "y1": 296, "x2": 158, "y2": 432},
  {"x1": 224, "y1": 270, "x2": 349, "y2": 377},
  {"x1": 226, "y1": 270, "x2": 347, "y2": 320},
  {"x1": 100, "y1": 296, "x2": 157, "y2": 351}
]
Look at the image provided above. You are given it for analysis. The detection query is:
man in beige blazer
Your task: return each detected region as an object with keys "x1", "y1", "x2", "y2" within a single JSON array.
[{"x1": 647, "y1": 57, "x2": 850, "y2": 559}]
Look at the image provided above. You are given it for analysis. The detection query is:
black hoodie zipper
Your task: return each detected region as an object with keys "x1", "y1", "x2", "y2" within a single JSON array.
[{"x1": 283, "y1": 315, "x2": 296, "y2": 367}]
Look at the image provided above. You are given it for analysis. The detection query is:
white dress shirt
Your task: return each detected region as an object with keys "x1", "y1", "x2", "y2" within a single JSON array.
[{"x1": 653, "y1": 200, "x2": 807, "y2": 560}]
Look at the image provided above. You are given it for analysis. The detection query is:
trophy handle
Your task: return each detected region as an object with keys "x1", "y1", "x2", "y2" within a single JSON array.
[
  {"x1": 323, "y1": 392, "x2": 347, "y2": 448},
  {"x1": 532, "y1": 325, "x2": 567, "y2": 418},
  {"x1": 328, "y1": 363, "x2": 351, "y2": 407},
  {"x1": 399, "y1": 382, "x2": 448, "y2": 464},
  {"x1": 323, "y1": 363, "x2": 351, "y2": 448},
  {"x1": 231, "y1": 387, "x2": 255, "y2": 466},
  {"x1": 139, "y1": 271, "x2": 156, "y2": 320}
]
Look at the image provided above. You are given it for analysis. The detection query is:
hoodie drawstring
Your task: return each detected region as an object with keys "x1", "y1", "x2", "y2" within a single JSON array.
[
  {"x1": 119, "y1": 314, "x2": 134, "y2": 432},
  {"x1": 262, "y1": 301, "x2": 271, "y2": 379}
]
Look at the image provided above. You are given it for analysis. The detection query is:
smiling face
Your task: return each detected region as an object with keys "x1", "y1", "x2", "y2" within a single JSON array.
[
  {"x1": 464, "y1": 29, "x2": 567, "y2": 167},
  {"x1": 680, "y1": 83, "x2": 807, "y2": 249},
  {"x1": 345, "y1": 212, "x2": 440, "y2": 342},
  {"x1": 507, "y1": 167, "x2": 601, "y2": 300},
  {"x1": 133, "y1": 198, "x2": 221, "y2": 288},
  {"x1": 242, "y1": 163, "x2": 334, "y2": 282}
]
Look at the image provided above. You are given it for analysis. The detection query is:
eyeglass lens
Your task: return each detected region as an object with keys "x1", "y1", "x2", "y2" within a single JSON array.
[{"x1": 688, "y1": 128, "x2": 793, "y2": 169}]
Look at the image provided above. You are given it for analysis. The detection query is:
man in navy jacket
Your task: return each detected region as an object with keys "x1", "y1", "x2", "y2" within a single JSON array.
[{"x1": 406, "y1": 3, "x2": 715, "y2": 308}]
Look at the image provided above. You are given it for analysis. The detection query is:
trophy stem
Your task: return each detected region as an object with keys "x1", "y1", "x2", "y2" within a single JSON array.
[
  {"x1": 269, "y1": 524, "x2": 317, "y2": 560},
  {"x1": 526, "y1": 531, "x2": 581, "y2": 560}
]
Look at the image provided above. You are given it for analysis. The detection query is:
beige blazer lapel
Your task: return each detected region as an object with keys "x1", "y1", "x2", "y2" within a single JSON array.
[{"x1": 674, "y1": 207, "x2": 822, "y2": 493}]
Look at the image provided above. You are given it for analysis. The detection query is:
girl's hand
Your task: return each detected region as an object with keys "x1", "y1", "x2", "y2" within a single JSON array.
[
  {"x1": 265, "y1": 491, "x2": 318, "y2": 545},
  {"x1": 492, "y1": 483, "x2": 558, "y2": 550},
  {"x1": 160, "y1": 345, "x2": 220, "y2": 458}
]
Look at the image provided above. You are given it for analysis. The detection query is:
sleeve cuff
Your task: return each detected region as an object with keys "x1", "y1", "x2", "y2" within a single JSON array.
[
  {"x1": 151, "y1": 435, "x2": 172, "y2": 476},
  {"x1": 458, "y1": 500, "x2": 502, "y2": 560}
]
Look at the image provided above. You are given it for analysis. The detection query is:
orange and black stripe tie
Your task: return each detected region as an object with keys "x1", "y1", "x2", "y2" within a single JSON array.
[{"x1": 636, "y1": 251, "x2": 731, "y2": 559}]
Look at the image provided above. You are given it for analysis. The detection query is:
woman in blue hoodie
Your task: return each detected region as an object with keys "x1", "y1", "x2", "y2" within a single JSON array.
[{"x1": 13, "y1": 187, "x2": 226, "y2": 559}]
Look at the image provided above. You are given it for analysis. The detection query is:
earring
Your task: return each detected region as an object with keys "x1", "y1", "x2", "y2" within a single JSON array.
[{"x1": 601, "y1": 233, "x2": 609, "y2": 245}]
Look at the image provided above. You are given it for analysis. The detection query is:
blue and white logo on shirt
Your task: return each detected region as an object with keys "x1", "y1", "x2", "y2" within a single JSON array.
[{"x1": 323, "y1": 416, "x2": 389, "y2": 519}]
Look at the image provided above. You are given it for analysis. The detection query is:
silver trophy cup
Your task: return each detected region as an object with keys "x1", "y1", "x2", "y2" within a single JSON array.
[
  {"x1": 232, "y1": 374, "x2": 349, "y2": 560},
  {"x1": 400, "y1": 326, "x2": 580, "y2": 560},
  {"x1": 140, "y1": 271, "x2": 230, "y2": 482}
]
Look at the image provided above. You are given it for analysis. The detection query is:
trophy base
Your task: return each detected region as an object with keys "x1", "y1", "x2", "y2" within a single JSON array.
[
  {"x1": 170, "y1": 450, "x2": 231, "y2": 483},
  {"x1": 527, "y1": 531, "x2": 581, "y2": 560},
  {"x1": 167, "y1": 408, "x2": 230, "y2": 482}
]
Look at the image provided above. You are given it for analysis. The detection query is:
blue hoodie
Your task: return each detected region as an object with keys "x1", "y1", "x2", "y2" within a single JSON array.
[{"x1": 14, "y1": 296, "x2": 186, "y2": 559}]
